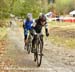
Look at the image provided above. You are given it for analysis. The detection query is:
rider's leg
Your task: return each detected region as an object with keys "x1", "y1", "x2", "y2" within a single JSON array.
[
  {"x1": 24, "y1": 35, "x2": 28, "y2": 45},
  {"x1": 30, "y1": 28, "x2": 36, "y2": 47},
  {"x1": 30, "y1": 29, "x2": 37, "y2": 52},
  {"x1": 32, "y1": 35, "x2": 37, "y2": 52},
  {"x1": 24, "y1": 29, "x2": 28, "y2": 49},
  {"x1": 32, "y1": 35, "x2": 36, "y2": 47},
  {"x1": 40, "y1": 35, "x2": 43, "y2": 47},
  {"x1": 40, "y1": 35, "x2": 44, "y2": 56}
]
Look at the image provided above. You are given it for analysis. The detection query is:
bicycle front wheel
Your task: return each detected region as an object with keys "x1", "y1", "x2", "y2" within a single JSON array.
[{"x1": 36, "y1": 40, "x2": 43, "y2": 67}]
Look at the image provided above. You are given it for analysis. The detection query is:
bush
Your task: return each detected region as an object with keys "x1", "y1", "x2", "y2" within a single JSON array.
[{"x1": 0, "y1": 19, "x2": 8, "y2": 27}]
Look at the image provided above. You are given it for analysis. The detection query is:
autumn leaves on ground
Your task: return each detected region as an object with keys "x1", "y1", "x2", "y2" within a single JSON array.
[{"x1": 0, "y1": 27, "x2": 7, "y2": 71}]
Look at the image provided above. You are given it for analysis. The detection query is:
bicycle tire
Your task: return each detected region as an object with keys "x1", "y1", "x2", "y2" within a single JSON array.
[
  {"x1": 36, "y1": 40, "x2": 43, "y2": 67},
  {"x1": 27, "y1": 44, "x2": 31, "y2": 54},
  {"x1": 27, "y1": 35, "x2": 32, "y2": 54}
]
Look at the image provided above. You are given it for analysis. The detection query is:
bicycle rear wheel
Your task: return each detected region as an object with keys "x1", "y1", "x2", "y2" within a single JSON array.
[
  {"x1": 27, "y1": 44, "x2": 31, "y2": 54},
  {"x1": 27, "y1": 36, "x2": 32, "y2": 54}
]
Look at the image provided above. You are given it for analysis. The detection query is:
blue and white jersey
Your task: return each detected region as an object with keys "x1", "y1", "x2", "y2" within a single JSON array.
[{"x1": 23, "y1": 19, "x2": 34, "y2": 30}]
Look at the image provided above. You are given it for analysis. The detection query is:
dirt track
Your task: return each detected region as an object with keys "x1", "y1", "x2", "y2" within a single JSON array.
[{"x1": 0, "y1": 23, "x2": 75, "y2": 72}]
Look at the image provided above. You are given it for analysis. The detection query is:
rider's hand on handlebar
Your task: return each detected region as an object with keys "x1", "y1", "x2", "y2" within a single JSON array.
[{"x1": 46, "y1": 33, "x2": 49, "y2": 37}]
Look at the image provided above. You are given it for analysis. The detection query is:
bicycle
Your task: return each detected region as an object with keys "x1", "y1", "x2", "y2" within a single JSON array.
[{"x1": 33, "y1": 33, "x2": 43, "y2": 67}]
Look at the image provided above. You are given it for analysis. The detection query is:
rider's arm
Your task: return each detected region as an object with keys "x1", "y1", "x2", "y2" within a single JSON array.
[
  {"x1": 23, "y1": 19, "x2": 26, "y2": 28},
  {"x1": 45, "y1": 22, "x2": 49, "y2": 36},
  {"x1": 31, "y1": 19, "x2": 36, "y2": 27}
]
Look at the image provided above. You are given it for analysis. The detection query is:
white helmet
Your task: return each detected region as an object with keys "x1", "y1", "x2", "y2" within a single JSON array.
[{"x1": 27, "y1": 13, "x2": 32, "y2": 19}]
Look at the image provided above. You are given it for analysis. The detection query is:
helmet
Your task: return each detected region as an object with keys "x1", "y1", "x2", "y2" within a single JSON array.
[
  {"x1": 39, "y1": 13, "x2": 46, "y2": 22},
  {"x1": 27, "y1": 13, "x2": 32, "y2": 19}
]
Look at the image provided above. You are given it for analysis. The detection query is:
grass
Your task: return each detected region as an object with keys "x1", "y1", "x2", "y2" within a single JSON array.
[
  {"x1": 48, "y1": 21, "x2": 75, "y2": 29},
  {"x1": 0, "y1": 19, "x2": 9, "y2": 40},
  {"x1": 16, "y1": 20, "x2": 23, "y2": 27},
  {"x1": 0, "y1": 27, "x2": 7, "y2": 40},
  {"x1": 49, "y1": 36, "x2": 75, "y2": 48},
  {"x1": 48, "y1": 21, "x2": 75, "y2": 49}
]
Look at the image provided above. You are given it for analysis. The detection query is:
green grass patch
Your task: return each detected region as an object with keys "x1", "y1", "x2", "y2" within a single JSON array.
[
  {"x1": 48, "y1": 21, "x2": 75, "y2": 49},
  {"x1": 0, "y1": 19, "x2": 10, "y2": 27},
  {"x1": 48, "y1": 21, "x2": 75, "y2": 28},
  {"x1": 49, "y1": 36, "x2": 75, "y2": 49},
  {"x1": 0, "y1": 27, "x2": 7, "y2": 40}
]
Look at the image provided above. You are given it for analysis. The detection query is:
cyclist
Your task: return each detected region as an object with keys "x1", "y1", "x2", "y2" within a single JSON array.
[
  {"x1": 31, "y1": 13, "x2": 49, "y2": 53},
  {"x1": 23, "y1": 13, "x2": 34, "y2": 49}
]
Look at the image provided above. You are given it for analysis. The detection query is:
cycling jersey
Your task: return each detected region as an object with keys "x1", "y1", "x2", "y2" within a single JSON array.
[
  {"x1": 33, "y1": 19, "x2": 48, "y2": 33},
  {"x1": 23, "y1": 19, "x2": 33, "y2": 30}
]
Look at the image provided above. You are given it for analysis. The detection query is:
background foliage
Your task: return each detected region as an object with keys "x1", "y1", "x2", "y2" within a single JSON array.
[{"x1": 0, "y1": 0, "x2": 75, "y2": 19}]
